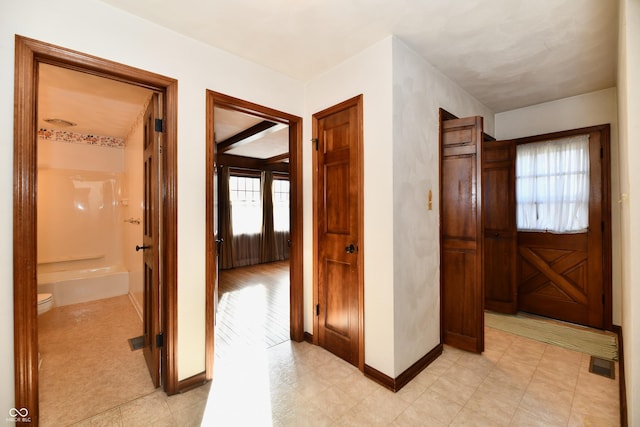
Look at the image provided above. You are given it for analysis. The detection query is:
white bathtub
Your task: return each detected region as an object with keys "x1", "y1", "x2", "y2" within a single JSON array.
[{"x1": 37, "y1": 266, "x2": 129, "y2": 307}]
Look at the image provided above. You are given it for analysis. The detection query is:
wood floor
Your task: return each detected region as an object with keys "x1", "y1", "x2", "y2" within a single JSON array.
[{"x1": 215, "y1": 260, "x2": 290, "y2": 358}]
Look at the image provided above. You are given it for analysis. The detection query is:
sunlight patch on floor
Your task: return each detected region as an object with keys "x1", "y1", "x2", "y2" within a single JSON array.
[{"x1": 202, "y1": 343, "x2": 274, "y2": 426}]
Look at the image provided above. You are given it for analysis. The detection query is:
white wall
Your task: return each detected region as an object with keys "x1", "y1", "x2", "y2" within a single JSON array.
[
  {"x1": 617, "y1": 0, "x2": 640, "y2": 423},
  {"x1": 304, "y1": 37, "x2": 396, "y2": 376},
  {"x1": 495, "y1": 88, "x2": 621, "y2": 326},
  {"x1": 0, "y1": 0, "x2": 304, "y2": 411},
  {"x1": 391, "y1": 38, "x2": 494, "y2": 375},
  {"x1": 304, "y1": 36, "x2": 495, "y2": 378},
  {"x1": 495, "y1": 88, "x2": 618, "y2": 140}
]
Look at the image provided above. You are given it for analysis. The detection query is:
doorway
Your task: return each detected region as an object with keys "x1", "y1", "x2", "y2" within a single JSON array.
[
  {"x1": 205, "y1": 91, "x2": 303, "y2": 379},
  {"x1": 35, "y1": 62, "x2": 160, "y2": 425},
  {"x1": 439, "y1": 109, "x2": 613, "y2": 355},
  {"x1": 13, "y1": 36, "x2": 179, "y2": 424}
]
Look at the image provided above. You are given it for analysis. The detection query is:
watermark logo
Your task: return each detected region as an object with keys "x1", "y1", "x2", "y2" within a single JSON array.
[{"x1": 7, "y1": 407, "x2": 31, "y2": 423}]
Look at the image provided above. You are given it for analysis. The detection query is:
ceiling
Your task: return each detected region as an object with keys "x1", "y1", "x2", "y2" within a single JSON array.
[
  {"x1": 40, "y1": 0, "x2": 618, "y2": 160},
  {"x1": 38, "y1": 63, "x2": 152, "y2": 138},
  {"x1": 38, "y1": 65, "x2": 287, "y2": 159},
  {"x1": 99, "y1": 0, "x2": 618, "y2": 112},
  {"x1": 214, "y1": 107, "x2": 289, "y2": 159}
]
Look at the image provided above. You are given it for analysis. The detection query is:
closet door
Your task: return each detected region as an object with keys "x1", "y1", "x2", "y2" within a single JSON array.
[
  {"x1": 440, "y1": 115, "x2": 484, "y2": 353},
  {"x1": 483, "y1": 140, "x2": 517, "y2": 313}
]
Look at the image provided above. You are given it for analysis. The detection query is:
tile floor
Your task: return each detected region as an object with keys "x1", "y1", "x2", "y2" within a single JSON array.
[
  {"x1": 65, "y1": 326, "x2": 619, "y2": 426},
  {"x1": 38, "y1": 272, "x2": 619, "y2": 426},
  {"x1": 38, "y1": 295, "x2": 156, "y2": 426}
]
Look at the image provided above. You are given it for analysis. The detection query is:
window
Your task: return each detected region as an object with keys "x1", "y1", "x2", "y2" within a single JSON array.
[
  {"x1": 516, "y1": 134, "x2": 590, "y2": 233},
  {"x1": 229, "y1": 175, "x2": 262, "y2": 235},
  {"x1": 273, "y1": 178, "x2": 290, "y2": 232}
]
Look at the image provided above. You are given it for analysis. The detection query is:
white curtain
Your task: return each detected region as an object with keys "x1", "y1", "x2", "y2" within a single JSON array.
[
  {"x1": 516, "y1": 134, "x2": 590, "y2": 233},
  {"x1": 230, "y1": 175, "x2": 262, "y2": 235},
  {"x1": 273, "y1": 179, "x2": 290, "y2": 232}
]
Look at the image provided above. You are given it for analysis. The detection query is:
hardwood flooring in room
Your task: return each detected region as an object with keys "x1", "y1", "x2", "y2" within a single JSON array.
[{"x1": 215, "y1": 260, "x2": 290, "y2": 358}]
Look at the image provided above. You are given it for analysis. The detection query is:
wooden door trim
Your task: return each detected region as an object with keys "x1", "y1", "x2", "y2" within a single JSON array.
[
  {"x1": 13, "y1": 35, "x2": 179, "y2": 422},
  {"x1": 513, "y1": 124, "x2": 612, "y2": 330},
  {"x1": 312, "y1": 95, "x2": 364, "y2": 371},
  {"x1": 205, "y1": 91, "x2": 304, "y2": 379}
]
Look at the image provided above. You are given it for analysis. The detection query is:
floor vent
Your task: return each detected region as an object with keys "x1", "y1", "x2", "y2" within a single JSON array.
[
  {"x1": 128, "y1": 336, "x2": 145, "y2": 351},
  {"x1": 589, "y1": 356, "x2": 615, "y2": 379}
]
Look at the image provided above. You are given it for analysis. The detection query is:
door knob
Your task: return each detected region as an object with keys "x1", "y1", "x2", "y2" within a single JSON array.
[
  {"x1": 136, "y1": 245, "x2": 150, "y2": 252},
  {"x1": 345, "y1": 244, "x2": 355, "y2": 254}
]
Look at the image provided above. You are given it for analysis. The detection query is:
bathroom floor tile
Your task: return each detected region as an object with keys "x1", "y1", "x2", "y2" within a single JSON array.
[{"x1": 39, "y1": 295, "x2": 155, "y2": 426}]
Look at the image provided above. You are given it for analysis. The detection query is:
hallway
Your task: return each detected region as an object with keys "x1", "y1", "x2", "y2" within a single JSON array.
[{"x1": 52, "y1": 262, "x2": 619, "y2": 426}]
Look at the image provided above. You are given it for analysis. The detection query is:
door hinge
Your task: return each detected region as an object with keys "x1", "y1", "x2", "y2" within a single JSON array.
[
  {"x1": 155, "y1": 118, "x2": 163, "y2": 132},
  {"x1": 602, "y1": 294, "x2": 605, "y2": 305},
  {"x1": 156, "y1": 332, "x2": 164, "y2": 348},
  {"x1": 600, "y1": 146, "x2": 604, "y2": 158},
  {"x1": 601, "y1": 220, "x2": 605, "y2": 232},
  {"x1": 315, "y1": 304, "x2": 319, "y2": 316},
  {"x1": 311, "y1": 138, "x2": 319, "y2": 151}
]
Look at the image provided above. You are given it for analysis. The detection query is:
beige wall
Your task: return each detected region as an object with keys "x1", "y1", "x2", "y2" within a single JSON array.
[
  {"x1": 617, "y1": 0, "x2": 640, "y2": 423},
  {"x1": 495, "y1": 88, "x2": 621, "y2": 326}
]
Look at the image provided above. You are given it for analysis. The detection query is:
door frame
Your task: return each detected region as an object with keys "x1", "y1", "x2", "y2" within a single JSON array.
[
  {"x1": 311, "y1": 95, "x2": 365, "y2": 371},
  {"x1": 13, "y1": 35, "x2": 179, "y2": 423},
  {"x1": 205, "y1": 90, "x2": 304, "y2": 379}
]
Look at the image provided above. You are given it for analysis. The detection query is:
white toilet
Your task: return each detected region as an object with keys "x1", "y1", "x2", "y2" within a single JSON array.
[{"x1": 37, "y1": 293, "x2": 53, "y2": 315}]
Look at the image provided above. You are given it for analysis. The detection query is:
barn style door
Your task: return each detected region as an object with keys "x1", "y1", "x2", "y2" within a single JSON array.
[{"x1": 517, "y1": 127, "x2": 609, "y2": 329}]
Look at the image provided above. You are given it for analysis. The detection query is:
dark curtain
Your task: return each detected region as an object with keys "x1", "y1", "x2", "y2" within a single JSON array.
[
  {"x1": 232, "y1": 233, "x2": 261, "y2": 267},
  {"x1": 218, "y1": 166, "x2": 235, "y2": 270},
  {"x1": 222, "y1": 169, "x2": 289, "y2": 268},
  {"x1": 274, "y1": 230, "x2": 290, "y2": 260},
  {"x1": 260, "y1": 171, "x2": 276, "y2": 263}
]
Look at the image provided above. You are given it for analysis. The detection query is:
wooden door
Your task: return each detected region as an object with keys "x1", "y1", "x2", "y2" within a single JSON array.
[
  {"x1": 483, "y1": 140, "x2": 517, "y2": 314},
  {"x1": 141, "y1": 94, "x2": 161, "y2": 387},
  {"x1": 517, "y1": 128, "x2": 607, "y2": 329},
  {"x1": 313, "y1": 96, "x2": 363, "y2": 367},
  {"x1": 440, "y1": 115, "x2": 484, "y2": 353}
]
